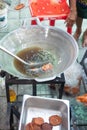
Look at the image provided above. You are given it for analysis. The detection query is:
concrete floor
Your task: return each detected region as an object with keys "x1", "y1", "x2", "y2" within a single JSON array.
[{"x1": 0, "y1": 0, "x2": 87, "y2": 129}]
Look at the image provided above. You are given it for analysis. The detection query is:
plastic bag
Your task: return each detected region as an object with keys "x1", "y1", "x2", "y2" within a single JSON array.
[{"x1": 64, "y1": 61, "x2": 83, "y2": 96}]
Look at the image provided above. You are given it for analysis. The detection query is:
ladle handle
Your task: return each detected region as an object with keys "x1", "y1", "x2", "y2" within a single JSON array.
[
  {"x1": 0, "y1": 46, "x2": 49, "y2": 68},
  {"x1": 0, "y1": 45, "x2": 28, "y2": 65}
]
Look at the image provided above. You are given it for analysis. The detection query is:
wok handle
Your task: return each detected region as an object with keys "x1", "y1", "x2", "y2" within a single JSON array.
[{"x1": 21, "y1": 17, "x2": 48, "y2": 29}]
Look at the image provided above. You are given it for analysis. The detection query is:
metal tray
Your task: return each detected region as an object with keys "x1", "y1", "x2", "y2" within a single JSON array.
[{"x1": 19, "y1": 95, "x2": 70, "y2": 130}]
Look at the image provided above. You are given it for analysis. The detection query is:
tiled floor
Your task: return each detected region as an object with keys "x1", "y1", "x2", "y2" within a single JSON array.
[{"x1": 0, "y1": 0, "x2": 87, "y2": 129}]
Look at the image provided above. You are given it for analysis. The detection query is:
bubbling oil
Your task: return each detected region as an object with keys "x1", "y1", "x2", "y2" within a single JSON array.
[{"x1": 14, "y1": 46, "x2": 57, "y2": 77}]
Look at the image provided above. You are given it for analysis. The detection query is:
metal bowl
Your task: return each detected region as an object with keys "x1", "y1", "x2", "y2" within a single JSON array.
[{"x1": 0, "y1": 18, "x2": 78, "y2": 82}]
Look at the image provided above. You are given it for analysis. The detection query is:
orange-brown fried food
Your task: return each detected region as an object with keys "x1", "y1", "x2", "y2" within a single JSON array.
[
  {"x1": 49, "y1": 115, "x2": 62, "y2": 126},
  {"x1": 14, "y1": 3, "x2": 25, "y2": 10},
  {"x1": 76, "y1": 94, "x2": 87, "y2": 103},
  {"x1": 32, "y1": 117, "x2": 44, "y2": 126},
  {"x1": 25, "y1": 122, "x2": 42, "y2": 130},
  {"x1": 41, "y1": 122, "x2": 53, "y2": 130}
]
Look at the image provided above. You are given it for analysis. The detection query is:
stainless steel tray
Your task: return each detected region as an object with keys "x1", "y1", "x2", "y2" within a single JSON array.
[{"x1": 19, "y1": 95, "x2": 70, "y2": 130}]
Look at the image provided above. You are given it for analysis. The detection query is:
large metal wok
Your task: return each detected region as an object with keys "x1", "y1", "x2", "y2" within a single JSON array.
[{"x1": 0, "y1": 18, "x2": 78, "y2": 82}]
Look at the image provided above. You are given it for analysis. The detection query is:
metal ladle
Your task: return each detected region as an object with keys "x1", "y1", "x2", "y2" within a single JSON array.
[{"x1": 0, "y1": 46, "x2": 49, "y2": 68}]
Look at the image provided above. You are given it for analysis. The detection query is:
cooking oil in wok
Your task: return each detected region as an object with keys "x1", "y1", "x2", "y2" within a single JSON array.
[{"x1": 14, "y1": 46, "x2": 57, "y2": 77}]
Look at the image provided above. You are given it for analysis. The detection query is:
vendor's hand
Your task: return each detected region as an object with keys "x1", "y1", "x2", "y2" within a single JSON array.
[{"x1": 65, "y1": 11, "x2": 77, "y2": 27}]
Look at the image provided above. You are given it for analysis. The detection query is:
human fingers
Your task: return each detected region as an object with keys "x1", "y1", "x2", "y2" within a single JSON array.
[{"x1": 65, "y1": 19, "x2": 74, "y2": 27}]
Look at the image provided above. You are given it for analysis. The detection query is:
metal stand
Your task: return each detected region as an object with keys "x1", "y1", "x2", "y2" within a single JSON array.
[{"x1": 3, "y1": 72, "x2": 65, "y2": 103}]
